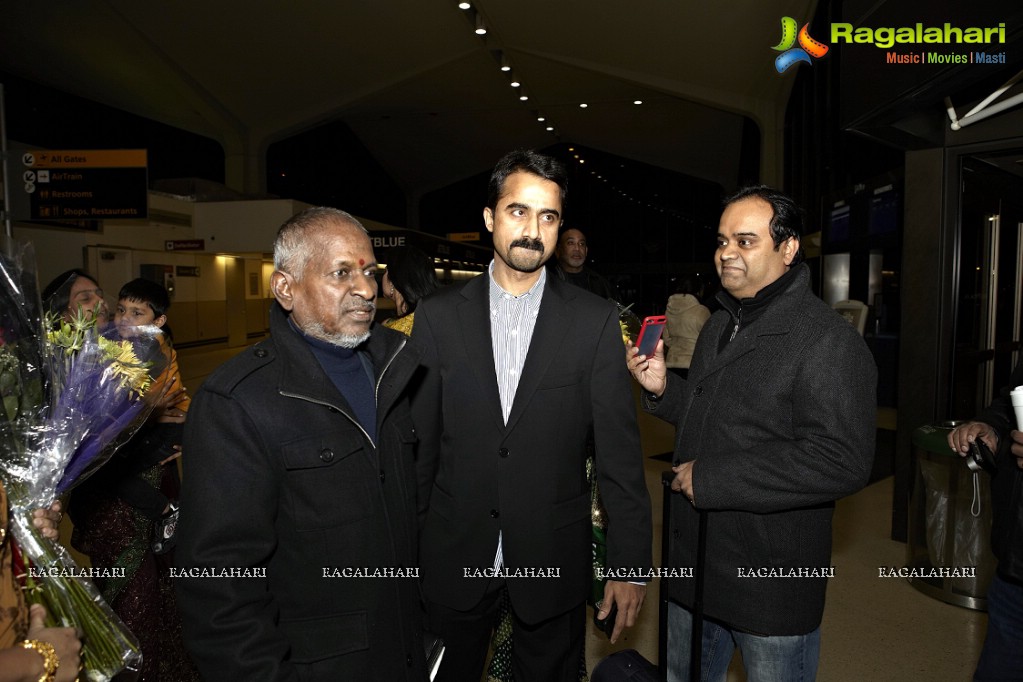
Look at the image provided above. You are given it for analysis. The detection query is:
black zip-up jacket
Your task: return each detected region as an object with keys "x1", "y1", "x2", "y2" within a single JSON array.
[{"x1": 177, "y1": 303, "x2": 427, "y2": 681}]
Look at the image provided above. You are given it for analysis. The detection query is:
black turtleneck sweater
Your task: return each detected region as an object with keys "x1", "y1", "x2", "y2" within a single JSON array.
[
  {"x1": 292, "y1": 320, "x2": 377, "y2": 443},
  {"x1": 715, "y1": 264, "x2": 804, "y2": 352}
]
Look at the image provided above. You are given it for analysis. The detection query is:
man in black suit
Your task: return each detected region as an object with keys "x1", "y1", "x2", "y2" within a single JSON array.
[{"x1": 412, "y1": 150, "x2": 652, "y2": 681}]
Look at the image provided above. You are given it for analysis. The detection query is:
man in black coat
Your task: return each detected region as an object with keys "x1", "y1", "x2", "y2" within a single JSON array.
[
  {"x1": 412, "y1": 150, "x2": 651, "y2": 681},
  {"x1": 176, "y1": 208, "x2": 427, "y2": 681},
  {"x1": 948, "y1": 362, "x2": 1023, "y2": 679},
  {"x1": 629, "y1": 186, "x2": 876, "y2": 681}
]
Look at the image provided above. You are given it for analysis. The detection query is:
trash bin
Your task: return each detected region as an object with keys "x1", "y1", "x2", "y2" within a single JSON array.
[{"x1": 906, "y1": 422, "x2": 997, "y2": 610}]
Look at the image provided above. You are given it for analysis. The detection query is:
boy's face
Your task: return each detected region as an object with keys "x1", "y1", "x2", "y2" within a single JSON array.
[{"x1": 114, "y1": 298, "x2": 166, "y2": 338}]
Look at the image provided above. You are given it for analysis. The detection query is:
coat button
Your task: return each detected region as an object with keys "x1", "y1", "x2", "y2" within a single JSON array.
[
  {"x1": 694, "y1": 385, "x2": 703, "y2": 397},
  {"x1": 406, "y1": 654, "x2": 413, "y2": 666},
  {"x1": 673, "y1": 529, "x2": 681, "y2": 539},
  {"x1": 319, "y1": 449, "x2": 334, "y2": 463},
  {"x1": 254, "y1": 348, "x2": 267, "y2": 358},
  {"x1": 379, "y1": 469, "x2": 386, "y2": 482},
  {"x1": 498, "y1": 448, "x2": 509, "y2": 458},
  {"x1": 490, "y1": 509, "x2": 500, "y2": 518},
  {"x1": 327, "y1": 406, "x2": 338, "y2": 413}
]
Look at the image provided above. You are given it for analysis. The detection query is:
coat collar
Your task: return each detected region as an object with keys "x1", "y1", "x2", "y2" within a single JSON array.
[
  {"x1": 700, "y1": 265, "x2": 810, "y2": 375},
  {"x1": 269, "y1": 302, "x2": 419, "y2": 424}
]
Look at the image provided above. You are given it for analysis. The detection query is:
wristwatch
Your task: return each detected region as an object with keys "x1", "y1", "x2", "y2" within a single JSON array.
[{"x1": 20, "y1": 639, "x2": 59, "y2": 682}]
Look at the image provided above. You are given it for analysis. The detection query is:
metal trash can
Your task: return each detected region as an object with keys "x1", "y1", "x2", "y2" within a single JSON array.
[{"x1": 906, "y1": 422, "x2": 997, "y2": 610}]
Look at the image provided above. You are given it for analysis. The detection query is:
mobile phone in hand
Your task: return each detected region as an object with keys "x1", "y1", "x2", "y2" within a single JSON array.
[{"x1": 636, "y1": 315, "x2": 666, "y2": 357}]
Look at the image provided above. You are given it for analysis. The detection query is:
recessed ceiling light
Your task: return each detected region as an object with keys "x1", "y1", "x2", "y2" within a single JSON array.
[
  {"x1": 474, "y1": 15, "x2": 486, "y2": 34},
  {"x1": 458, "y1": 2, "x2": 470, "y2": 9},
  {"x1": 633, "y1": 100, "x2": 643, "y2": 105},
  {"x1": 546, "y1": 126, "x2": 554, "y2": 131},
  {"x1": 510, "y1": 79, "x2": 521, "y2": 88},
  {"x1": 579, "y1": 103, "x2": 588, "y2": 108}
]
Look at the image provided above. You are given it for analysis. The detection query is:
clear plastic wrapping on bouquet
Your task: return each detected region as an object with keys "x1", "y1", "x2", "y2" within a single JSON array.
[
  {"x1": 615, "y1": 302, "x2": 642, "y2": 345},
  {"x1": 1, "y1": 236, "x2": 172, "y2": 680},
  {"x1": 7, "y1": 482, "x2": 143, "y2": 681}
]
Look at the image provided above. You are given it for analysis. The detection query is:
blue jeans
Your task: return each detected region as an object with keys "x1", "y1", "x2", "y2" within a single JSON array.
[
  {"x1": 666, "y1": 601, "x2": 821, "y2": 682},
  {"x1": 974, "y1": 573, "x2": 1023, "y2": 680}
]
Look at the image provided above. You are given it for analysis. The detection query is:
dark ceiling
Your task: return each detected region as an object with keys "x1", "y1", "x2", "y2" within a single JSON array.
[{"x1": 0, "y1": 0, "x2": 815, "y2": 201}]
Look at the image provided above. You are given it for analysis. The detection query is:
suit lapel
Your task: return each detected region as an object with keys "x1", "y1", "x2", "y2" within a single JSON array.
[
  {"x1": 504, "y1": 278, "x2": 572, "y2": 433},
  {"x1": 457, "y1": 276, "x2": 506, "y2": 432}
]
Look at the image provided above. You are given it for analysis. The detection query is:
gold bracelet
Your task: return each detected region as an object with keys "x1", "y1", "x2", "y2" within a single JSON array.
[{"x1": 19, "y1": 639, "x2": 59, "y2": 682}]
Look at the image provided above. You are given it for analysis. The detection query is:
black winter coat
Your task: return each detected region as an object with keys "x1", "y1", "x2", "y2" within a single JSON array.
[
  {"x1": 176, "y1": 303, "x2": 427, "y2": 682},
  {"x1": 646, "y1": 265, "x2": 877, "y2": 635}
]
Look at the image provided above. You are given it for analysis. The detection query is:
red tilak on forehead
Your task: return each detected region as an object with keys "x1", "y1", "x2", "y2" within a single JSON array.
[{"x1": 359, "y1": 258, "x2": 365, "y2": 267}]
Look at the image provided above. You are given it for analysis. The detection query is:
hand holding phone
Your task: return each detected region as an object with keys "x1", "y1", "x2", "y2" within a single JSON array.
[{"x1": 636, "y1": 315, "x2": 666, "y2": 357}]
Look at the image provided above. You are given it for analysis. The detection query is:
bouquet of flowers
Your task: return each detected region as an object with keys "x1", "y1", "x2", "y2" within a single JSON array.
[
  {"x1": 616, "y1": 302, "x2": 642, "y2": 346},
  {"x1": 0, "y1": 237, "x2": 169, "y2": 681}
]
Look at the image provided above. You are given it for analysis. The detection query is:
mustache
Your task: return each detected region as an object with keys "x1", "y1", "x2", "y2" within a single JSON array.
[
  {"x1": 510, "y1": 237, "x2": 544, "y2": 253},
  {"x1": 343, "y1": 301, "x2": 376, "y2": 313}
]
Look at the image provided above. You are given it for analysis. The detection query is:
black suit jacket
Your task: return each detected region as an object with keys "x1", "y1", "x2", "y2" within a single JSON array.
[{"x1": 411, "y1": 272, "x2": 651, "y2": 624}]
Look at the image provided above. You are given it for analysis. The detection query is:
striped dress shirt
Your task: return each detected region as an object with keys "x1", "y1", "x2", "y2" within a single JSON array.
[{"x1": 488, "y1": 260, "x2": 546, "y2": 569}]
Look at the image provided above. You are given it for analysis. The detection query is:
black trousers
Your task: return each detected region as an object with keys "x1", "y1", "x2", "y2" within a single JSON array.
[{"x1": 427, "y1": 581, "x2": 585, "y2": 682}]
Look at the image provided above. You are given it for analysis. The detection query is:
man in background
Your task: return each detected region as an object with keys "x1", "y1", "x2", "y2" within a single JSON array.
[
  {"x1": 550, "y1": 227, "x2": 620, "y2": 302},
  {"x1": 948, "y1": 362, "x2": 1023, "y2": 680}
]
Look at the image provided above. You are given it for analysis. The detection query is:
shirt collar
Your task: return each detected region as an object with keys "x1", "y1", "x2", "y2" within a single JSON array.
[{"x1": 488, "y1": 259, "x2": 547, "y2": 303}]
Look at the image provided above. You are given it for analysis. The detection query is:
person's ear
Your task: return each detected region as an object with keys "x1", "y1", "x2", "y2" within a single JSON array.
[
  {"x1": 153, "y1": 314, "x2": 168, "y2": 329},
  {"x1": 483, "y1": 207, "x2": 495, "y2": 234},
  {"x1": 271, "y1": 271, "x2": 295, "y2": 310},
  {"x1": 783, "y1": 237, "x2": 799, "y2": 265}
]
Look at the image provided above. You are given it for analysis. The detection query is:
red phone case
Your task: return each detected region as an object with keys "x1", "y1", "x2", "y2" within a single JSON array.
[{"x1": 636, "y1": 315, "x2": 666, "y2": 355}]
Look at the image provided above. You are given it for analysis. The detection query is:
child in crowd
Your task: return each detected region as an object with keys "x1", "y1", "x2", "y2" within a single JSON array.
[
  {"x1": 108, "y1": 278, "x2": 189, "y2": 535},
  {"x1": 69, "y1": 277, "x2": 198, "y2": 681}
]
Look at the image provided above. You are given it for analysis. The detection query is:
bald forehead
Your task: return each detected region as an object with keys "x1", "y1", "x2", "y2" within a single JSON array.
[{"x1": 560, "y1": 228, "x2": 586, "y2": 244}]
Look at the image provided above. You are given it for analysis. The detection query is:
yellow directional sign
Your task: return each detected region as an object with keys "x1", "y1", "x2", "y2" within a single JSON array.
[
  {"x1": 447, "y1": 232, "x2": 480, "y2": 242},
  {"x1": 20, "y1": 149, "x2": 148, "y2": 220},
  {"x1": 21, "y1": 149, "x2": 147, "y2": 168}
]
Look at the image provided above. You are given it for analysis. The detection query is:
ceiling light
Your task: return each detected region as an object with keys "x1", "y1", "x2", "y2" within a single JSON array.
[
  {"x1": 458, "y1": 1, "x2": 470, "y2": 8},
  {"x1": 545, "y1": 125, "x2": 554, "y2": 131},
  {"x1": 510, "y1": 78, "x2": 521, "y2": 88},
  {"x1": 518, "y1": 89, "x2": 529, "y2": 101},
  {"x1": 579, "y1": 103, "x2": 588, "y2": 108},
  {"x1": 536, "y1": 114, "x2": 545, "y2": 122},
  {"x1": 474, "y1": 15, "x2": 486, "y2": 35},
  {"x1": 499, "y1": 54, "x2": 511, "y2": 71},
  {"x1": 633, "y1": 100, "x2": 643, "y2": 105}
]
